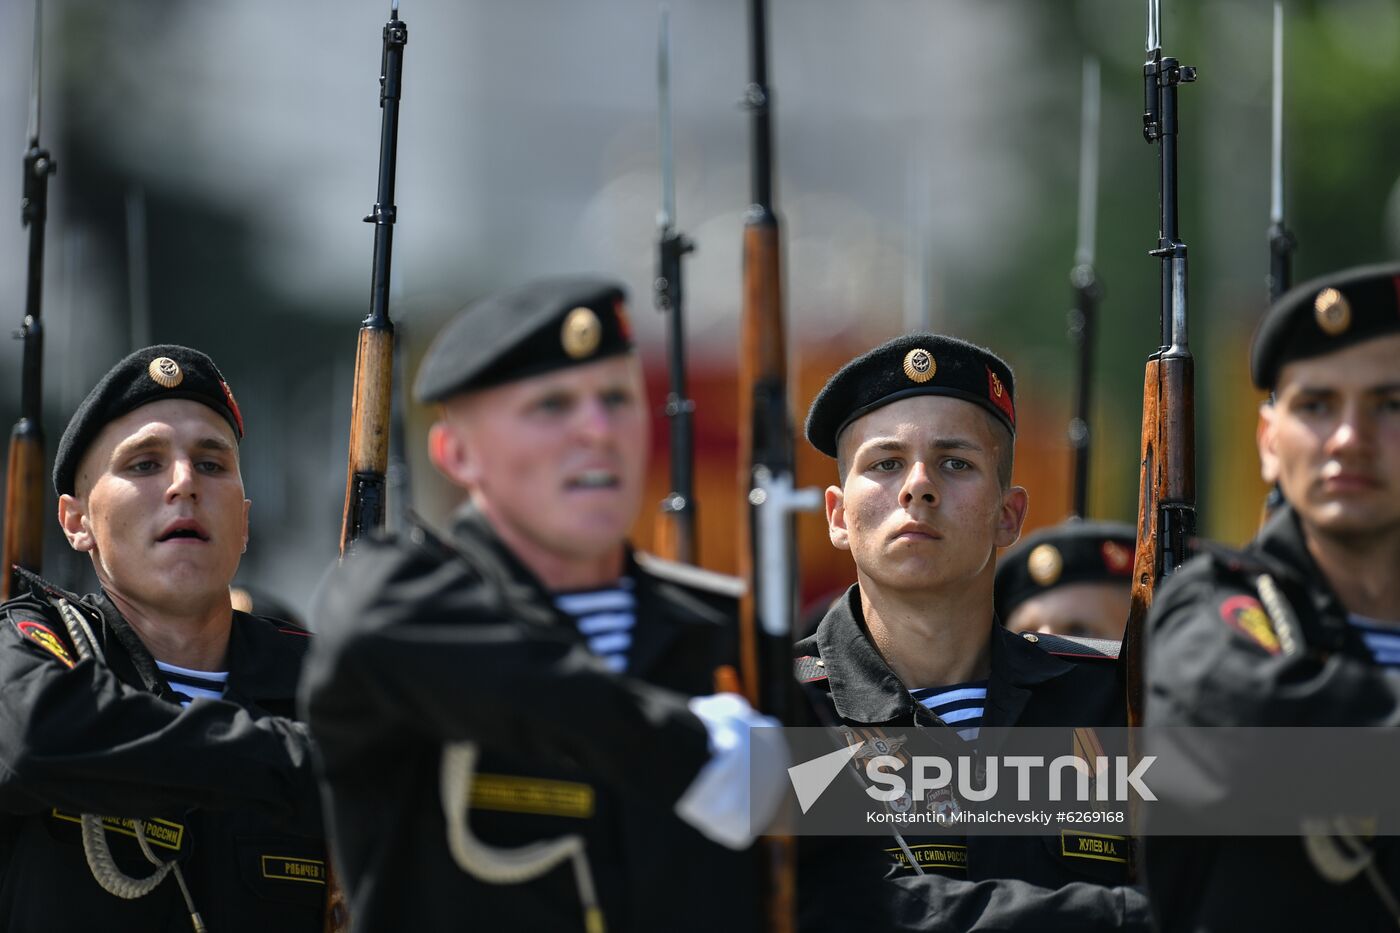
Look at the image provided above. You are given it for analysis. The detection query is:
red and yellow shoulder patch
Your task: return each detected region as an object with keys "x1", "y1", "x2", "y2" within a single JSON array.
[
  {"x1": 1219, "y1": 595, "x2": 1280, "y2": 655},
  {"x1": 16, "y1": 619, "x2": 75, "y2": 668}
]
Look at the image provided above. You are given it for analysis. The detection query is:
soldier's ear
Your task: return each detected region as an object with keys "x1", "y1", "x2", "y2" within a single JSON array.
[
  {"x1": 825, "y1": 485, "x2": 850, "y2": 551},
  {"x1": 994, "y1": 485, "x2": 1029, "y2": 550},
  {"x1": 1257, "y1": 403, "x2": 1280, "y2": 484},
  {"x1": 428, "y1": 420, "x2": 478, "y2": 490},
  {"x1": 57, "y1": 494, "x2": 94, "y2": 553}
]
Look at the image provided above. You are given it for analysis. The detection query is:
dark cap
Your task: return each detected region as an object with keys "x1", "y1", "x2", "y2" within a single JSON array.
[
  {"x1": 54, "y1": 345, "x2": 245, "y2": 496},
  {"x1": 415, "y1": 276, "x2": 634, "y2": 403},
  {"x1": 995, "y1": 519, "x2": 1136, "y2": 622},
  {"x1": 805, "y1": 333, "x2": 1016, "y2": 459},
  {"x1": 1251, "y1": 262, "x2": 1400, "y2": 390}
]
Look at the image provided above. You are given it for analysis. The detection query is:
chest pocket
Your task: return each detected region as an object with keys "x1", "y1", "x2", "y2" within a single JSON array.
[{"x1": 235, "y1": 835, "x2": 328, "y2": 909}]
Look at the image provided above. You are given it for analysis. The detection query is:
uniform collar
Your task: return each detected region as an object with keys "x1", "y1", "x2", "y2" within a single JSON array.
[
  {"x1": 811, "y1": 585, "x2": 1075, "y2": 726},
  {"x1": 92, "y1": 590, "x2": 304, "y2": 704},
  {"x1": 1253, "y1": 502, "x2": 1353, "y2": 645},
  {"x1": 449, "y1": 505, "x2": 691, "y2": 676}
]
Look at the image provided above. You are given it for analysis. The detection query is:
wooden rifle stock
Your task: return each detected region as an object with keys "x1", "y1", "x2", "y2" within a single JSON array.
[{"x1": 2, "y1": 430, "x2": 44, "y2": 600}]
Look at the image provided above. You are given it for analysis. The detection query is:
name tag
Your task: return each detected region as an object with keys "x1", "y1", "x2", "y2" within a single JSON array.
[
  {"x1": 260, "y1": 855, "x2": 326, "y2": 885},
  {"x1": 1060, "y1": 830, "x2": 1128, "y2": 864}
]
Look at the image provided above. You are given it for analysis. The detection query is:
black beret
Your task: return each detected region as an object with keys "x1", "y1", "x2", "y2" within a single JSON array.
[
  {"x1": 415, "y1": 276, "x2": 634, "y2": 403},
  {"x1": 805, "y1": 333, "x2": 1016, "y2": 459},
  {"x1": 994, "y1": 519, "x2": 1136, "y2": 622},
  {"x1": 54, "y1": 345, "x2": 245, "y2": 496},
  {"x1": 1251, "y1": 262, "x2": 1400, "y2": 390}
]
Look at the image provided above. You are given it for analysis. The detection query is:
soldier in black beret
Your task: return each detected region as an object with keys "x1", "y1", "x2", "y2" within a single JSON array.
[
  {"x1": 302, "y1": 277, "x2": 782, "y2": 932},
  {"x1": 1145, "y1": 263, "x2": 1400, "y2": 931},
  {"x1": 996, "y1": 519, "x2": 1136, "y2": 642},
  {"x1": 0, "y1": 345, "x2": 326, "y2": 931},
  {"x1": 794, "y1": 333, "x2": 1150, "y2": 930}
]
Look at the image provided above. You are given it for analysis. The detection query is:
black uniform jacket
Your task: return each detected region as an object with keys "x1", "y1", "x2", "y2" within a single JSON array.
[
  {"x1": 301, "y1": 507, "x2": 760, "y2": 933},
  {"x1": 793, "y1": 586, "x2": 1151, "y2": 932},
  {"x1": 1146, "y1": 504, "x2": 1400, "y2": 932},
  {"x1": 0, "y1": 579, "x2": 325, "y2": 933}
]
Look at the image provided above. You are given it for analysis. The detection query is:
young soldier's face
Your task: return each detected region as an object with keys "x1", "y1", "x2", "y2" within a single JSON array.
[
  {"x1": 1259, "y1": 334, "x2": 1400, "y2": 540},
  {"x1": 59, "y1": 399, "x2": 250, "y2": 611},
  {"x1": 827, "y1": 395, "x2": 1026, "y2": 595},
  {"x1": 434, "y1": 354, "x2": 650, "y2": 566}
]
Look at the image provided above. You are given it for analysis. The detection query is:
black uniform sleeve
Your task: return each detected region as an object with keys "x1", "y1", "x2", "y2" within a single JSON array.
[
  {"x1": 301, "y1": 537, "x2": 713, "y2": 808},
  {"x1": 0, "y1": 602, "x2": 320, "y2": 833},
  {"x1": 1146, "y1": 557, "x2": 1400, "y2": 727},
  {"x1": 800, "y1": 839, "x2": 1151, "y2": 932}
]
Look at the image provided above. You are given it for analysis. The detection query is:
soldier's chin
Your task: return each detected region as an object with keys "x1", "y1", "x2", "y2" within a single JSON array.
[{"x1": 1306, "y1": 499, "x2": 1397, "y2": 536}]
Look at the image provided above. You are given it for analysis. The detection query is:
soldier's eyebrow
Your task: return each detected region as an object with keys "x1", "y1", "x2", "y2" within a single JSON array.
[
  {"x1": 194, "y1": 437, "x2": 236, "y2": 453},
  {"x1": 856, "y1": 437, "x2": 983, "y2": 456},
  {"x1": 110, "y1": 434, "x2": 170, "y2": 460}
]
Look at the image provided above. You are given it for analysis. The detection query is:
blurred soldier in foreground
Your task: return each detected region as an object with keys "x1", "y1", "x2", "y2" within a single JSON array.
[
  {"x1": 795, "y1": 334, "x2": 1150, "y2": 930},
  {"x1": 1146, "y1": 264, "x2": 1400, "y2": 931},
  {"x1": 0, "y1": 345, "x2": 325, "y2": 932},
  {"x1": 996, "y1": 520, "x2": 1136, "y2": 641},
  {"x1": 302, "y1": 278, "x2": 781, "y2": 932}
]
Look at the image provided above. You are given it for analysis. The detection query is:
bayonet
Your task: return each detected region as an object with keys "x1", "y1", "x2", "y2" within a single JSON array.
[{"x1": 1068, "y1": 56, "x2": 1102, "y2": 520}]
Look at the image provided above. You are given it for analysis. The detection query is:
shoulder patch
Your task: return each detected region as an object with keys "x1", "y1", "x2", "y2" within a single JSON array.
[
  {"x1": 1218, "y1": 595, "x2": 1281, "y2": 655},
  {"x1": 794, "y1": 654, "x2": 829, "y2": 683},
  {"x1": 635, "y1": 552, "x2": 746, "y2": 599},
  {"x1": 15, "y1": 619, "x2": 76, "y2": 668},
  {"x1": 1023, "y1": 631, "x2": 1121, "y2": 660}
]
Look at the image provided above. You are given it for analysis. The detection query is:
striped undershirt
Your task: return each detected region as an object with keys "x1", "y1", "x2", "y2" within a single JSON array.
[
  {"x1": 910, "y1": 681, "x2": 988, "y2": 742},
  {"x1": 554, "y1": 579, "x2": 636, "y2": 673},
  {"x1": 155, "y1": 660, "x2": 229, "y2": 707},
  {"x1": 1349, "y1": 615, "x2": 1400, "y2": 668}
]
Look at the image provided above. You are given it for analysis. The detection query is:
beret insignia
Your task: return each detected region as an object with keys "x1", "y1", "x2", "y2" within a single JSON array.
[
  {"x1": 987, "y1": 366, "x2": 1015, "y2": 426},
  {"x1": 148, "y1": 357, "x2": 183, "y2": 389},
  {"x1": 902, "y1": 348, "x2": 936, "y2": 383},
  {"x1": 1313, "y1": 287, "x2": 1351, "y2": 337},
  {"x1": 219, "y1": 380, "x2": 245, "y2": 436},
  {"x1": 1219, "y1": 595, "x2": 1281, "y2": 655},
  {"x1": 1027, "y1": 544, "x2": 1064, "y2": 586},
  {"x1": 1100, "y1": 540, "x2": 1133, "y2": 575},
  {"x1": 16, "y1": 620, "x2": 75, "y2": 668},
  {"x1": 562, "y1": 307, "x2": 603, "y2": 360},
  {"x1": 613, "y1": 298, "x2": 633, "y2": 343}
]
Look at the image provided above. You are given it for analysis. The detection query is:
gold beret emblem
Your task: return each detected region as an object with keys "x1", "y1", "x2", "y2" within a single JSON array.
[
  {"x1": 148, "y1": 357, "x2": 183, "y2": 388},
  {"x1": 561, "y1": 307, "x2": 603, "y2": 360},
  {"x1": 1027, "y1": 544, "x2": 1064, "y2": 587},
  {"x1": 902, "y1": 348, "x2": 936, "y2": 383},
  {"x1": 990, "y1": 371, "x2": 1004, "y2": 398},
  {"x1": 1314, "y1": 287, "x2": 1352, "y2": 337}
]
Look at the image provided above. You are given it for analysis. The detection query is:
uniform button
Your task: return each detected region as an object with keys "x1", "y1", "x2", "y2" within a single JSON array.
[{"x1": 1021, "y1": 633, "x2": 1039, "y2": 643}]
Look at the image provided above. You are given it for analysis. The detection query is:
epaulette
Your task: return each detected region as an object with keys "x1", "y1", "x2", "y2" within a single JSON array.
[
  {"x1": 794, "y1": 654, "x2": 829, "y2": 683},
  {"x1": 634, "y1": 552, "x2": 746, "y2": 599},
  {"x1": 1018, "y1": 631, "x2": 1121, "y2": 660}
]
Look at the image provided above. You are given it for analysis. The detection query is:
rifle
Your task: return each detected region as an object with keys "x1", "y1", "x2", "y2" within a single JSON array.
[
  {"x1": 736, "y1": 2, "x2": 819, "y2": 929},
  {"x1": 1067, "y1": 56, "x2": 1102, "y2": 520},
  {"x1": 326, "y1": 6, "x2": 407, "y2": 928},
  {"x1": 1125, "y1": 0, "x2": 1198, "y2": 727},
  {"x1": 1267, "y1": 1, "x2": 1294, "y2": 305},
  {"x1": 3, "y1": 0, "x2": 56, "y2": 600},
  {"x1": 339, "y1": 0, "x2": 407, "y2": 557},
  {"x1": 652, "y1": 7, "x2": 699, "y2": 565}
]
